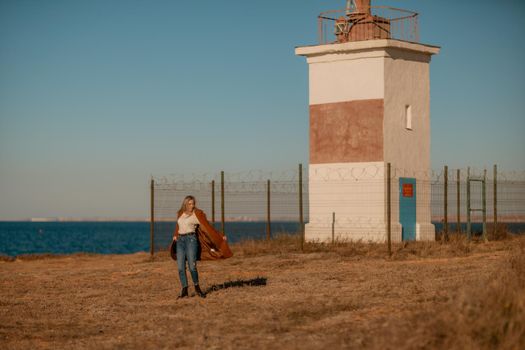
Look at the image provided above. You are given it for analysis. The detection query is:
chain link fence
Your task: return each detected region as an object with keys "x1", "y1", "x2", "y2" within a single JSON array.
[{"x1": 150, "y1": 165, "x2": 525, "y2": 253}]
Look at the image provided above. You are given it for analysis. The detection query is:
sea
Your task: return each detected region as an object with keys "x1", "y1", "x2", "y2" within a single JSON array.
[{"x1": 0, "y1": 221, "x2": 523, "y2": 257}]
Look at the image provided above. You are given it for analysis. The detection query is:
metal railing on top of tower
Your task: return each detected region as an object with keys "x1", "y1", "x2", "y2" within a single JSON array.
[{"x1": 317, "y1": 6, "x2": 419, "y2": 45}]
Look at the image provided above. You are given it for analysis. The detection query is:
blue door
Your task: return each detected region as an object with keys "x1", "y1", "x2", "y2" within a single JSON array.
[{"x1": 399, "y1": 177, "x2": 417, "y2": 241}]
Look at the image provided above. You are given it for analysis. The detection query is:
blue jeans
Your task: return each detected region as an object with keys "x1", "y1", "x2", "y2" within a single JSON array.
[{"x1": 176, "y1": 233, "x2": 199, "y2": 288}]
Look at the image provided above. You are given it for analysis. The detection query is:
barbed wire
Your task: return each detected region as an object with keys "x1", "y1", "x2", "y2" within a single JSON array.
[
  {"x1": 151, "y1": 168, "x2": 303, "y2": 185},
  {"x1": 150, "y1": 165, "x2": 524, "y2": 246},
  {"x1": 152, "y1": 166, "x2": 525, "y2": 186}
]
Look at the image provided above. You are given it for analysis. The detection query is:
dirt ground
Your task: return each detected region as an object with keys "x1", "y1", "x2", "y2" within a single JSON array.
[{"x1": 1, "y1": 235, "x2": 524, "y2": 350}]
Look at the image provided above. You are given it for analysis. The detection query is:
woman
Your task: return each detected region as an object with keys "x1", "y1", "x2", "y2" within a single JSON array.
[{"x1": 172, "y1": 195, "x2": 233, "y2": 299}]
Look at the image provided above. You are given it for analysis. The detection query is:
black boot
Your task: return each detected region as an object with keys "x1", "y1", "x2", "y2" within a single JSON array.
[
  {"x1": 195, "y1": 285, "x2": 206, "y2": 298},
  {"x1": 177, "y1": 286, "x2": 188, "y2": 299}
]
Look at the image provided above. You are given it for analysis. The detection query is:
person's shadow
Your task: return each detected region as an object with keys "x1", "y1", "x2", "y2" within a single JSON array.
[{"x1": 204, "y1": 277, "x2": 267, "y2": 296}]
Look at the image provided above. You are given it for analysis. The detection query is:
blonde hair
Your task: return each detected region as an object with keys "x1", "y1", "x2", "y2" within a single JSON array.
[{"x1": 178, "y1": 195, "x2": 196, "y2": 217}]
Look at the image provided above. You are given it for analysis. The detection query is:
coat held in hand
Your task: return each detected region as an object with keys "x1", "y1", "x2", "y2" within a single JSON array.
[{"x1": 169, "y1": 208, "x2": 233, "y2": 261}]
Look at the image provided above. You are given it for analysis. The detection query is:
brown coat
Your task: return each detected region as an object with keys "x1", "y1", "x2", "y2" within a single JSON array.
[{"x1": 169, "y1": 208, "x2": 233, "y2": 261}]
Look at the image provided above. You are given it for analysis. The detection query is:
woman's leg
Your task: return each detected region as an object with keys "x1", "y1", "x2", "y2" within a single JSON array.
[
  {"x1": 176, "y1": 236, "x2": 188, "y2": 288},
  {"x1": 186, "y1": 234, "x2": 199, "y2": 286}
]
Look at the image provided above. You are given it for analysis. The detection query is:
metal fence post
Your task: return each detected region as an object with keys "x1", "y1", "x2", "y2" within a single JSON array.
[
  {"x1": 267, "y1": 179, "x2": 271, "y2": 241},
  {"x1": 467, "y1": 167, "x2": 471, "y2": 240},
  {"x1": 387, "y1": 163, "x2": 392, "y2": 257},
  {"x1": 221, "y1": 171, "x2": 225, "y2": 234},
  {"x1": 332, "y1": 212, "x2": 335, "y2": 244},
  {"x1": 457, "y1": 169, "x2": 460, "y2": 234},
  {"x1": 444, "y1": 165, "x2": 448, "y2": 241},
  {"x1": 211, "y1": 180, "x2": 215, "y2": 224},
  {"x1": 482, "y1": 169, "x2": 487, "y2": 242},
  {"x1": 299, "y1": 163, "x2": 304, "y2": 251},
  {"x1": 150, "y1": 178, "x2": 154, "y2": 257},
  {"x1": 493, "y1": 164, "x2": 497, "y2": 237}
]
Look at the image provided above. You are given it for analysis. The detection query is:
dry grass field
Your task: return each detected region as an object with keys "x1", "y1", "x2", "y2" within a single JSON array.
[{"x1": 1, "y1": 234, "x2": 524, "y2": 349}]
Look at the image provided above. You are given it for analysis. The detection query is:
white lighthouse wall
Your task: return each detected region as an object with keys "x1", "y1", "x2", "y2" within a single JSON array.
[
  {"x1": 307, "y1": 51, "x2": 385, "y2": 105},
  {"x1": 305, "y1": 161, "x2": 402, "y2": 242},
  {"x1": 383, "y1": 48, "x2": 435, "y2": 240},
  {"x1": 305, "y1": 49, "x2": 394, "y2": 242},
  {"x1": 297, "y1": 41, "x2": 439, "y2": 242}
]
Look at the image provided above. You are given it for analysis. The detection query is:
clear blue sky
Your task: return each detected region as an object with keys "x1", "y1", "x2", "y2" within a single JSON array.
[{"x1": 1, "y1": 0, "x2": 524, "y2": 220}]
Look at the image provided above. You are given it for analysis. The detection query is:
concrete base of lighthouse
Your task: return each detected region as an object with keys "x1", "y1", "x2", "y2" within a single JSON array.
[
  {"x1": 304, "y1": 161, "x2": 435, "y2": 243},
  {"x1": 415, "y1": 223, "x2": 436, "y2": 241},
  {"x1": 305, "y1": 222, "x2": 435, "y2": 243},
  {"x1": 305, "y1": 222, "x2": 402, "y2": 243}
]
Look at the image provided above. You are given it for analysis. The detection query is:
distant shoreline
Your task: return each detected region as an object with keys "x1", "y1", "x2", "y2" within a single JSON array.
[
  {"x1": 1, "y1": 218, "x2": 150, "y2": 222},
  {"x1": 1, "y1": 216, "x2": 303, "y2": 222},
  {"x1": 1, "y1": 219, "x2": 524, "y2": 223},
  {"x1": 0, "y1": 218, "x2": 298, "y2": 223},
  {"x1": 1, "y1": 214, "x2": 523, "y2": 223},
  {"x1": 0, "y1": 218, "x2": 525, "y2": 225}
]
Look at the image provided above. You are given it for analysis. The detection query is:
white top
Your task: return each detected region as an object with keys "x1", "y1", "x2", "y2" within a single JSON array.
[{"x1": 177, "y1": 212, "x2": 199, "y2": 234}]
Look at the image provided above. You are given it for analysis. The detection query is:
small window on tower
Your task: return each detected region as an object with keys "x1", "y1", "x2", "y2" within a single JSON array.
[{"x1": 405, "y1": 105, "x2": 412, "y2": 130}]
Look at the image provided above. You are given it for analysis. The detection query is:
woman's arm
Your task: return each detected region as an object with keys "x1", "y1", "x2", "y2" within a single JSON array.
[{"x1": 172, "y1": 222, "x2": 179, "y2": 241}]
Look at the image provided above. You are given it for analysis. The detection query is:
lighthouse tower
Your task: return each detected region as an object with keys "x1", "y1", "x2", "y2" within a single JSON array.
[{"x1": 295, "y1": 0, "x2": 440, "y2": 242}]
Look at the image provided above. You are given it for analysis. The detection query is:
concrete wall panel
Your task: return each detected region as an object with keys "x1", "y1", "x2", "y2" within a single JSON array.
[
  {"x1": 310, "y1": 99, "x2": 384, "y2": 164},
  {"x1": 308, "y1": 57, "x2": 384, "y2": 105}
]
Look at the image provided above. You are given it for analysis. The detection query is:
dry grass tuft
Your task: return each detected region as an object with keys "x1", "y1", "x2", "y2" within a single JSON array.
[
  {"x1": 0, "y1": 252, "x2": 103, "y2": 262},
  {"x1": 15, "y1": 252, "x2": 102, "y2": 261},
  {"x1": 231, "y1": 233, "x2": 303, "y2": 257},
  {"x1": 487, "y1": 222, "x2": 510, "y2": 240},
  {"x1": 428, "y1": 238, "x2": 525, "y2": 349},
  {"x1": 0, "y1": 254, "x2": 16, "y2": 262},
  {"x1": 365, "y1": 237, "x2": 525, "y2": 349},
  {"x1": 233, "y1": 231, "x2": 519, "y2": 262}
]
